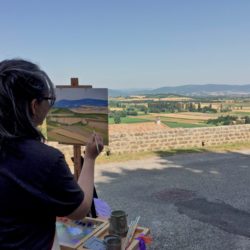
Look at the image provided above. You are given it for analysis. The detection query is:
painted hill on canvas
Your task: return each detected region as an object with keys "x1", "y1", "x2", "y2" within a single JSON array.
[{"x1": 54, "y1": 98, "x2": 108, "y2": 108}]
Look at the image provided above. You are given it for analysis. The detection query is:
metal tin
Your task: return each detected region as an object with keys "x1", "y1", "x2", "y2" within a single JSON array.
[
  {"x1": 108, "y1": 210, "x2": 128, "y2": 237},
  {"x1": 104, "y1": 234, "x2": 122, "y2": 250}
]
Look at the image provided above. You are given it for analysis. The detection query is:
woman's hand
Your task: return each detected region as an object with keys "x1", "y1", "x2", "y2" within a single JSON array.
[{"x1": 84, "y1": 132, "x2": 104, "y2": 160}]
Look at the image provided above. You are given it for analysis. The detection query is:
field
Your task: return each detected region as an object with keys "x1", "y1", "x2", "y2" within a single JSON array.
[
  {"x1": 109, "y1": 112, "x2": 215, "y2": 128},
  {"x1": 109, "y1": 117, "x2": 152, "y2": 124},
  {"x1": 109, "y1": 95, "x2": 250, "y2": 128}
]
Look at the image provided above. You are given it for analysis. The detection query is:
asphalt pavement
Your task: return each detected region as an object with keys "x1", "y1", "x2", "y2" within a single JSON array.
[{"x1": 94, "y1": 150, "x2": 250, "y2": 250}]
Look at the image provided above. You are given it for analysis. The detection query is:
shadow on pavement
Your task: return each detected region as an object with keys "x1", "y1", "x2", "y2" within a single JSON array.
[{"x1": 95, "y1": 150, "x2": 250, "y2": 249}]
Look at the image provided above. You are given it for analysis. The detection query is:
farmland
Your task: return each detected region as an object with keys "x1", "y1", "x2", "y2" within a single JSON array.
[{"x1": 109, "y1": 95, "x2": 250, "y2": 128}]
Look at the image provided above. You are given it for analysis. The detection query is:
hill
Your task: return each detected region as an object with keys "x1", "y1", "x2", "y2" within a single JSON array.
[
  {"x1": 54, "y1": 98, "x2": 108, "y2": 108},
  {"x1": 109, "y1": 84, "x2": 250, "y2": 97}
]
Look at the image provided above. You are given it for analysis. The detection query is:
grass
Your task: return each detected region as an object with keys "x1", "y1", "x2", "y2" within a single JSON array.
[
  {"x1": 109, "y1": 117, "x2": 152, "y2": 124},
  {"x1": 230, "y1": 112, "x2": 250, "y2": 116},
  {"x1": 109, "y1": 116, "x2": 210, "y2": 127},
  {"x1": 162, "y1": 121, "x2": 210, "y2": 128},
  {"x1": 96, "y1": 141, "x2": 250, "y2": 164}
]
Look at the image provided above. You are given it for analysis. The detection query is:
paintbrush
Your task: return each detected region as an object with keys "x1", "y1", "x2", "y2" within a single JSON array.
[
  {"x1": 122, "y1": 216, "x2": 140, "y2": 250},
  {"x1": 93, "y1": 130, "x2": 100, "y2": 154}
]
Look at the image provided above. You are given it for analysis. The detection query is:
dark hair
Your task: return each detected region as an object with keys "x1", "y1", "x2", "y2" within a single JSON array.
[{"x1": 0, "y1": 59, "x2": 55, "y2": 157}]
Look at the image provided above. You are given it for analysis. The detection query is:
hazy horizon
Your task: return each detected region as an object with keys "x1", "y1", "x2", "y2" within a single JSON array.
[{"x1": 110, "y1": 83, "x2": 250, "y2": 90}]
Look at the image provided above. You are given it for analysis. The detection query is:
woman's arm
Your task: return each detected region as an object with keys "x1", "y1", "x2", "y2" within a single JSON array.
[{"x1": 67, "y1": 133, "x2": 103, "y2": 220}]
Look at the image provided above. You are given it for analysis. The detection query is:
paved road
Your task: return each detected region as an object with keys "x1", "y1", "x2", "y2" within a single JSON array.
[{"x1": 94, "y1": 150, "x2": 250, "y2": 250}]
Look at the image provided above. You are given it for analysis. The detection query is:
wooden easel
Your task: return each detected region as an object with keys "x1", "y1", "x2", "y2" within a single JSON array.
[
  {"x1": 57, "y1": 78, "x2": 98, "y2": 217},
  {"x1": 57, "y1": 78, "x2": 92, "y2": 180}
]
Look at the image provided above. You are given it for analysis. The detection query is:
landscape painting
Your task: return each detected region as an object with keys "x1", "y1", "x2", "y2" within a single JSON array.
[{"x1": 47, "y1": 87, "x2": 108, "y2": 145}]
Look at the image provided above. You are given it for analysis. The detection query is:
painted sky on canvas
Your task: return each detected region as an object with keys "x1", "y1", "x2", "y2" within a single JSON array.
[
  {"x1": 55, "y1": 88, "x2": 107, "y2": 101},
  {"x1": 1, "y1": 0, "x2": 250, "y2": 88}
]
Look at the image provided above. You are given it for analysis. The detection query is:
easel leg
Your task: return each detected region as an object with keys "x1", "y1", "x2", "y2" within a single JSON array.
[{"x1": 73, "y1": 145, "x2": 82, "y2": 180}]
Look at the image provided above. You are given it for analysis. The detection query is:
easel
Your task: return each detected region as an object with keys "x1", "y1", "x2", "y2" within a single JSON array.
[{"x1": 57, "y1": 78, "x2": 98, "y2": 217}]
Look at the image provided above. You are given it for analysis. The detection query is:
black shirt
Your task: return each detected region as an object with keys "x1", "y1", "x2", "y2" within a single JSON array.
[{"x1": 0, "y1": 139, "x2": 84, "y2": 250}]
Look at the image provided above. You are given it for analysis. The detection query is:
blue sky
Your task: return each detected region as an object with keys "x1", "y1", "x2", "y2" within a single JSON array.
[{"x1": 1, "y1": 0, "x2": 250, "y2": 89}]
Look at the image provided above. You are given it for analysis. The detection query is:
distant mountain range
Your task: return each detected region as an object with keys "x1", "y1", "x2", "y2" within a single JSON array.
[
  {"x1": 109, "y1": 84, "x2": 250, "y2": 97},
  {"x1": 54, "y1": 98, "x2": 108, "y2": 108}
]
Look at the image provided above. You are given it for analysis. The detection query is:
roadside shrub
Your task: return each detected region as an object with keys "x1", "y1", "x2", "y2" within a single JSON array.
[
  {"x1": 207, "y1": 115, "x2": 238, "y2": 126},
  {"x1": 114, "y1": 114, "x2": 121, "y2": 124}
]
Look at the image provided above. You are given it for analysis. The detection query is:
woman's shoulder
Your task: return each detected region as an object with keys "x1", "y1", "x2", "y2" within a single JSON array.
[{"x1": 21, "y1": 139, "x2": 64, "y2": 160}]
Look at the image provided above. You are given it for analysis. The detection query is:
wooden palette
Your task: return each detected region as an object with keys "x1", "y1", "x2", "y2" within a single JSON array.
[{"x1": 56, "y1": 217, "x2": 108, "y2": 250}]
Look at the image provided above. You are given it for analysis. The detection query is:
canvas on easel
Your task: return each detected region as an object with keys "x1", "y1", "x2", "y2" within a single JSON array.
[{"x1": 47, "y1": 87, "x2": 108, "y2": 145}]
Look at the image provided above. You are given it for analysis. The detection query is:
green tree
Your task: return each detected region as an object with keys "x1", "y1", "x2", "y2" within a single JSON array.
[
  {"x1": 114, "y1": 114, "x2": 121, "y2": 124},
  {"x1": 244, "y1": 116, "x2": 250, "y2": 124},
  {"x1": 197, "y1": 103, "x2": 201, "y2": 112}
]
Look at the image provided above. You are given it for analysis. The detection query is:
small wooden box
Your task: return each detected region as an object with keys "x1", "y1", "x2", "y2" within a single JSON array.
[{"x1": 56, "y1": 217, "x2": 108, "y2": 250}]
